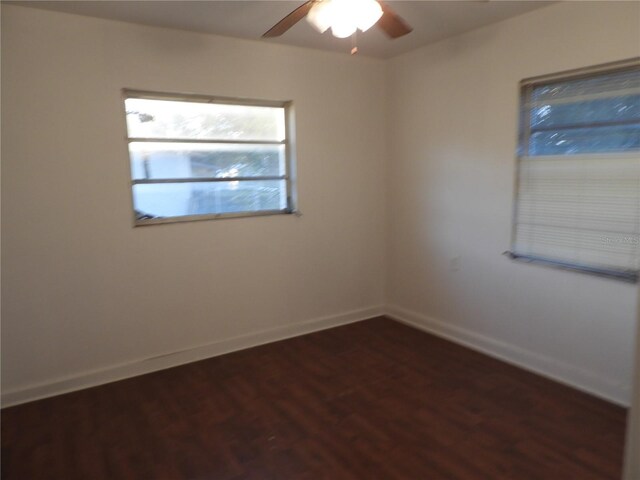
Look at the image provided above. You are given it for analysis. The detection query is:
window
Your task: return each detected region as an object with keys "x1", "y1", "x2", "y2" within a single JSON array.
[
  {"x1": 511, "y1": 60, "x2": 640, "y2": 281},
  {"x1": 123, "y1": 90, "x2": 295, "y2": 225}
]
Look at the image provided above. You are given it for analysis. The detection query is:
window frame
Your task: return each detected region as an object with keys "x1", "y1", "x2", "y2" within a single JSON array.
[
  {"x1": 122, "y1": 89, "x2": 297, "y2": 226},
  {"x1": 509, "y1": 58, "x2": 640, "y2": 282}
]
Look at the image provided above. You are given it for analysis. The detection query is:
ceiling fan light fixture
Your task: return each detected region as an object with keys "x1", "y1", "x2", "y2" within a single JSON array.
[
  {"x1": 331, "y1": 20, "x2": 357, "y2": 38},
  {"x1": 354, "y1": 0, "x2": 383, "y2": 31},
  {"x1": 306, "y1": 0, "x2": 383, "y2": 38},
  {"x1": 263, "y1": 0, "x2": 411, "y2": 42},
  {"x1": 306, "y1": 0, "x2": 333, "y2": 33}
]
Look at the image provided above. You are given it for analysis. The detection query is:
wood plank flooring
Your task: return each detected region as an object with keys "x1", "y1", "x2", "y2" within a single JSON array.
[{"x1": 1, "y1": 317, "x2": 628, "y2": 479}]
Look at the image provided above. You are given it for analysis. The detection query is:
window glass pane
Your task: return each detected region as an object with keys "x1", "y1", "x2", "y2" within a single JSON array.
[
  {"x1": 129, "y1": 143, "x2": 285, "y2": 180},
  {"x1": 531, "y1": 68, "x2": 640, "y2": 103},
  {"x1": 530, "y1": 94, "x2": 640, "y2": 128},
  {"x1": 125, "y1": 98, "x2": 285, "y2": 141},
  {"x1": 133, "y1": 180, "x2": 287, "y2": 220},
  {"x1": 529, "y1": 125, "x2": 640, "y2": 155}
]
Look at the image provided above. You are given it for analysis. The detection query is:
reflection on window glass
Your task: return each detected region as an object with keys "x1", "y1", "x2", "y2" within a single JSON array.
[
  {"x1": 531, "y1": 69, "x2": 639, "y2": 103},
  {"x1": 523, "y1": 68, "x2": 640, "y2": 156},
  {"x1": 133, "y1": 181, "x2": 286, "y2": 219},
  {"x1": 125, "y1": 98, "x2": 286, "y2": 141},
  {"x1": 530, "y1": 94, "x2": 640, "y2": 129},
  {"x1": 529, "y1": 125, "x2": 640, "y2": 155},
  {"x1": 129, "y1": 143, "x2": 285, "y2": 180}
]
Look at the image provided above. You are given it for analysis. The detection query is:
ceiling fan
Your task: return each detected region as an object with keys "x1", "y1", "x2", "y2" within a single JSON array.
[{"x1": 263, "y1": 0, "x2": 412, "y2": 41}]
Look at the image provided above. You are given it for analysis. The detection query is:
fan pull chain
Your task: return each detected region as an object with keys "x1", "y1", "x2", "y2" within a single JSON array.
[{"x1": 351, "y1": 30, "x2": 358, "y2": 55}]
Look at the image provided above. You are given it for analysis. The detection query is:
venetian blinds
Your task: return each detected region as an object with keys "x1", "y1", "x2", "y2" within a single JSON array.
[{"x1": 512, "y1": 62, "x2": 640, "y2": 281}]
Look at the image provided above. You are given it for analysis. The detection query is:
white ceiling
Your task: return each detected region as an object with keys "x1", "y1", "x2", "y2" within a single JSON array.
[{"x1": 13, "y1": 1, "x2": 552, "y2": 58}]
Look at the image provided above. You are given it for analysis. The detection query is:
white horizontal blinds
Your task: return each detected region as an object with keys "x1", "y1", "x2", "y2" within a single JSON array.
[
  {"x1": 514, "y1": 64, "x2": 640, "y2": 278},
  {"x1": 515, "y1": 154, "x2": 640, "y2": 272}
]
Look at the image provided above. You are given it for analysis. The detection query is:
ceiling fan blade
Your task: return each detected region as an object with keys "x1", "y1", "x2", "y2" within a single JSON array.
[
  {"x1": 376, "y1": 1, "x2": 412, "y2": 39},
  {"x1": 263, "y1": 1, "x2": 315, "y2": 37}
]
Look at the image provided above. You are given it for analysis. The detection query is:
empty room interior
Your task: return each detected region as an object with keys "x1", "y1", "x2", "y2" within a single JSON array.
[{"x1": 2, "y1": 0, "x2": 640, "y2": 478}]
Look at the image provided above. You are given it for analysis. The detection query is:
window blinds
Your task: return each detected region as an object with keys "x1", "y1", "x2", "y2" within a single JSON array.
[{"x1": 513, "y1": 63, "x2": 640, "y2": 281}]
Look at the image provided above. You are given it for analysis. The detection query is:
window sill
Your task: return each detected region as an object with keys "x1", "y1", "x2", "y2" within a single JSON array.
[
  {"x1": 134, "y1": 209, "x2": 298, "y2": 227},
  {"x1": 504, "y1": 251, "x2": 638, "y2": 283}
]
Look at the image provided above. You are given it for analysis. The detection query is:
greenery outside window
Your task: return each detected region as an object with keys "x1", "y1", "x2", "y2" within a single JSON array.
[{"x1": 123, "y1": 90, "x2": 296, "y2": 225}]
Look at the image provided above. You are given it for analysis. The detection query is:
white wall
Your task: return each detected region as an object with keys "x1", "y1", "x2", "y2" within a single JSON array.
[
  {"x1": 386, "y1": 1, "x2": 640, "y2": 405},
  {"x1": 624, "y1": 288, "x2": 640, "y2": 479},
  {"x1": 1, "y1": 5, "x2": 387, "y2": 404}
]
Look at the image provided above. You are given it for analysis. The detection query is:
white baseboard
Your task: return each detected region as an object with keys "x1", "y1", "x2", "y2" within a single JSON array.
[
  {"x1": 4, "y1": 304, "x2": 629, "y2": 408},
  {"x1": 1, "y1": 306, "x2": 384, "y2": 408},
  {"x1": 385, "y1": 304, "x2": 630, "y2": 407}
]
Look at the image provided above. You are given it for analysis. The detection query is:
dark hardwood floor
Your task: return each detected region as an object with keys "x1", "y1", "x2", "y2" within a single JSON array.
[{"x1": 1, "y1": 317, "x2": 628, "y2": 479}]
